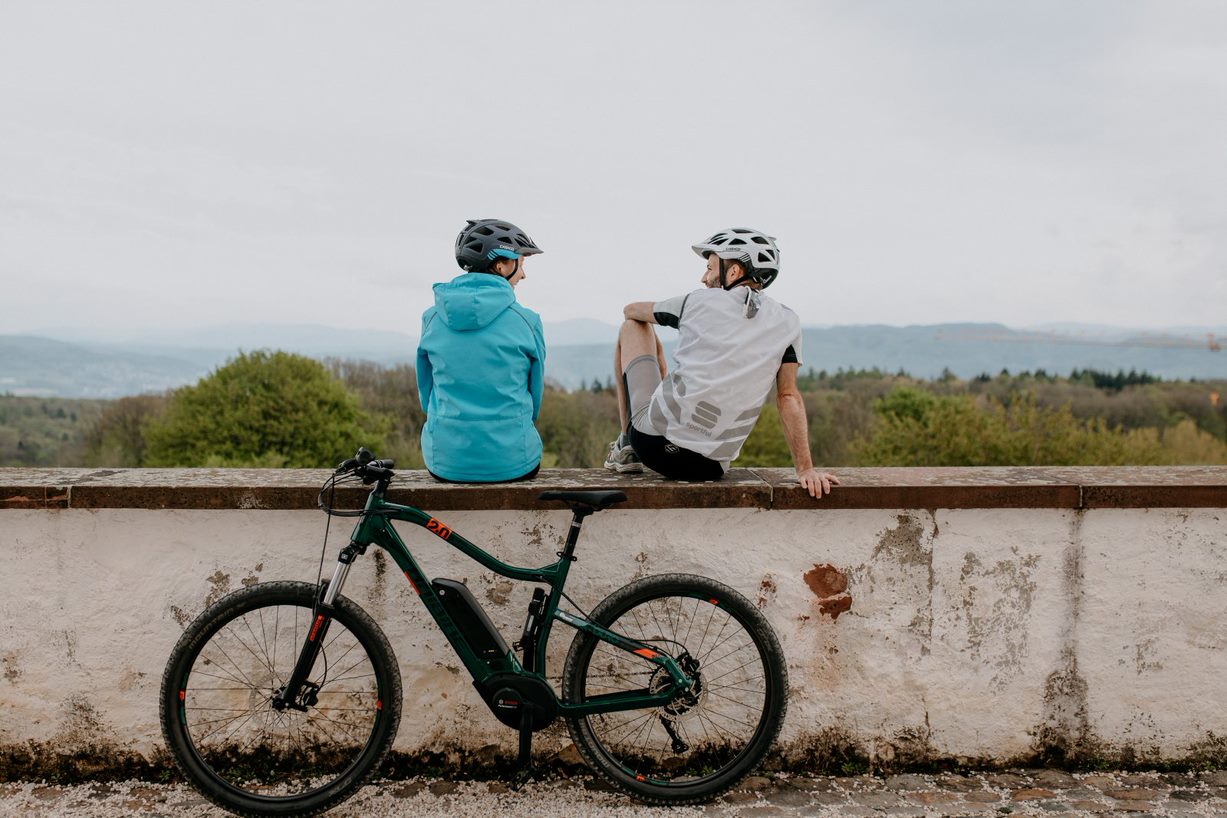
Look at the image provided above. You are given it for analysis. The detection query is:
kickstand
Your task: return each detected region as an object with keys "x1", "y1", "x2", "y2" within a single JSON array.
[{"x1": 510, "y1": 708, "x2": 535, "y2": 789}]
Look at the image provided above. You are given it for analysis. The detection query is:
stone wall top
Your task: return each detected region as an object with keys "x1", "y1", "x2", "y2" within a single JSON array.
[{"x1": 2, "y1": 466, "x2": 1225, "y2": 511}]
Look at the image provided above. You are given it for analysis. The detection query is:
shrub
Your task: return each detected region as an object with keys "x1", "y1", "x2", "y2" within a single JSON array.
[{"x1": 144, "y1": 351, "x2": 383, "y2": 467}]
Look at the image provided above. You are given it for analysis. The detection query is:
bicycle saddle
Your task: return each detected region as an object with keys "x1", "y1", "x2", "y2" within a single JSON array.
[{"x1": 538, "y1": 490, "x2": 627, "y2": 511}]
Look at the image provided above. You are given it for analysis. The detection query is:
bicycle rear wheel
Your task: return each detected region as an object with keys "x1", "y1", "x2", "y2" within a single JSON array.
[
  {"x1": 159, "y1": 581, "x2": 401, "y2": 816},
  {"x1": 562, "y1": 573, "x2": 787, "y2": 804}
]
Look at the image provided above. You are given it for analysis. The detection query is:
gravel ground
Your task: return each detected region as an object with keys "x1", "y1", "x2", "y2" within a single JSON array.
[{"x1": 3, "y1": 769, "x2": 1227, "y2": 817}]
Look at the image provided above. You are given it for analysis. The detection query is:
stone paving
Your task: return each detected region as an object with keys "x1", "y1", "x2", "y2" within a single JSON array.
[{"x1": 2, "y1": 769, "x2": 1226, "y2": 817}]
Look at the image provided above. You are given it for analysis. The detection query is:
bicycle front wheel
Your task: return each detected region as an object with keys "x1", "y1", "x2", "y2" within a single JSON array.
[
  {"x1": 159, "y1": 581, "x2": 401, "y2": 817},
  {"x1": 562, "y1": 573, "x2": 787, "y2": 804}
]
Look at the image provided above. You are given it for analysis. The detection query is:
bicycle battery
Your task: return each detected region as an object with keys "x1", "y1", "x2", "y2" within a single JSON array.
[{"x1": 430, "y1": 578, "x2": 511, "y2": 664}]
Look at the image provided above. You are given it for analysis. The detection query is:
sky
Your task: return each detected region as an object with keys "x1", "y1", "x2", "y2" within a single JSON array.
[{"x1": 1, "y1": 0, "x2": 1224, "y2": 337}]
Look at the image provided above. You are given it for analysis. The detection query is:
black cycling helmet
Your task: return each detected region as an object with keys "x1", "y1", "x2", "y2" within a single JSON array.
[{"x1": 455, "y1": 219, "x2": 543, "y2": 273}]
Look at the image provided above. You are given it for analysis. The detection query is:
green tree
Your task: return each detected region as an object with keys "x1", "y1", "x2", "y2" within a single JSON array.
[
  {"x1": 326, "y1": 359, "x2": 426, "y2": 469},
  {"x1": 736, "y1": 402, "x2": 793, "y2": 467},
  {"x1": 83, "y1": 393, "x2": 167, "y2": 466},
  {"x1": 853, "y1": 388, "x2": 1168, "y2": 466},
  {"x1": 536, "y1": 386, "x2": 620, "y2": 467},
  {"x1": 144, "y1": 351, "x2": 384, "y2": 467}
]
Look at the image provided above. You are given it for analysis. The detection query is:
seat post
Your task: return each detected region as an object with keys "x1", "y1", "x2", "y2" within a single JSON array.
[{"x1": 559, "y1": 506, "x2": 593, "y2": 560}]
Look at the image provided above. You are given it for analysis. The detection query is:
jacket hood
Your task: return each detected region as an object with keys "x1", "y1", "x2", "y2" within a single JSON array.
[{"x1": 432, "y1": 273, "x2": 518, "y2": 331}]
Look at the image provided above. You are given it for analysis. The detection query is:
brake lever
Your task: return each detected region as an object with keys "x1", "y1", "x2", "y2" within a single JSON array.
[{"x1": 335, "y1": 457, "x2": 358, "y2": 475}]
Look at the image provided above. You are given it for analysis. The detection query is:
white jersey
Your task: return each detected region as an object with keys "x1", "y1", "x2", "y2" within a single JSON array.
[{"x1": 646, "y1": 287, "x2": 803, "y2": 469}]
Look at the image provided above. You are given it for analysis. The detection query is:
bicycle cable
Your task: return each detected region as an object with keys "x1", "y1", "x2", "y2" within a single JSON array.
[
  {"x1": 311, "y1": 475, "x2": 338, "y2": 621},
  {"x1": 559, "y1": 589, "x2": 592, "y2": 621},
  {"x1": 310, "y1": 470, "x2": 364, "y2": 619}
]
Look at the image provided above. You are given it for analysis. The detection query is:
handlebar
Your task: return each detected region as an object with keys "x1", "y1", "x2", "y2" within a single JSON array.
[
  {"x1": 318, "y1": 447, "x2": 398, "y2": 516},
  {"x1": 335, "y1": 447, "x2": 396, "y2": 483}
]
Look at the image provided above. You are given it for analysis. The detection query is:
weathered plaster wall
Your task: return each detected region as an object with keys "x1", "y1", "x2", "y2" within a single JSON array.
[{"x1": 1, "y1": 503, "x2": 1223, "y2": 770}]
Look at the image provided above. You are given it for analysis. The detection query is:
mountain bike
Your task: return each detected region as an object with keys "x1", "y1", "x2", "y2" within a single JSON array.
[{"x1": 159, "y1": 448, "x2": 788, "y2": 815}]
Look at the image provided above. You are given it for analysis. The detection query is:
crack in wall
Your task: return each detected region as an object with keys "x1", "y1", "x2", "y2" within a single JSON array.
[{"x1": 1033, "y1": 509, "x2": 1097, "y2": 764}]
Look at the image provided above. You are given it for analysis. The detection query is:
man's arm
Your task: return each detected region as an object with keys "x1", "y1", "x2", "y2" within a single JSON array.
[
  {"x1": 629, "y1": 293, "x2": 688, "y2": 328},
  {"x1": 776, "y1": 362, "x2": 839, "y2": 499},
  {"x1": 623, "y1": 302, "x2": 658, "y2": 323}
]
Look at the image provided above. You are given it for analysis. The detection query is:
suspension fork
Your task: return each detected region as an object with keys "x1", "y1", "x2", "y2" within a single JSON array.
[{"x1": 272, "y1": 542, "x2": 362, "y2": 711}]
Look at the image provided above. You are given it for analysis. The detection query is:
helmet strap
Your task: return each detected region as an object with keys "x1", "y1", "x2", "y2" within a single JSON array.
[
  {"x1": 721, "y1": 258, "x2": 755, "y2": 290},
  {"x1": 489, "y1": 255, "x2": 521, "y2": 280}
]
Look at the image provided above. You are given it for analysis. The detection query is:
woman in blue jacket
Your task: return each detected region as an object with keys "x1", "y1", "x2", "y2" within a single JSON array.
[{"x1": 416, "y1": 219, "x2": 546, "y2": 482}]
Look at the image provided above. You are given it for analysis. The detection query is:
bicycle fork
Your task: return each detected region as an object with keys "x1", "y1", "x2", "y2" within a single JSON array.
[{"x1": 272, "y1": 543, "x2": 360, "y2": 711}]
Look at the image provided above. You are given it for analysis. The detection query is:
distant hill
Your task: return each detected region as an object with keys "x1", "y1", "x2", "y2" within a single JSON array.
[
  {"x1": 2, "y1": 322, "x2": 1223, "y2": 397},
  {"x1": 0, "y1": 336, "x2": 213, "y2": 398},
  {"x1": 793, "y1": 324, "x2": 1225, "y2": 382}
]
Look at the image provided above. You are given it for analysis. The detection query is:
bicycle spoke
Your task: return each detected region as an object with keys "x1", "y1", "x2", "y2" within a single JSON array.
[
  {"x1": 191, "y1": 657, "x2": 256, "y2": 690},
  {"x1": 271, "y1": 605, "x2": 280, "y2": 679},
  {"x1": 205, "y1": 635, "x2": 265, "y2": 692},
  {"x1": 680, "y1": 597, "x2": 700, "y2": 652},
  {"x1": 223, "y1": 620, "x2": 277, "y2": 681},
  {"x1": 694, "y1": 703, "x2": 758, "y2": 733},
  {"x1": 701, "y1": 655, "x2": 765, "y2": 686},
  {"x1": 241, "y1": 612, "x2": 277, "y2": 683},
  {"x1": 702, "y1": 629, "x2": 754, "y2": 666},
  {"x1": 191, "y1": 710, "x2": 261, "y2": 733},
  {"x1": 695, "y1": 615, "x2": 732, "y2": 665}
]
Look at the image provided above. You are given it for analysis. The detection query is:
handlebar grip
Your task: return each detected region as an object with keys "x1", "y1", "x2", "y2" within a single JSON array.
[
  {"x1": 376, "y1": 459, "x2": 395, "y2": 469},
  {"x1": 362, "y1": 465, "x2": 392, "y2": 484}
]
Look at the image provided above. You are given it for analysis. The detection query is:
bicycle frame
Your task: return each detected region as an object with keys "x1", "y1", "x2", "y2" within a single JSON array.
[{"x1": 280, "y1": 483, "x2": 691, "y2": 718}]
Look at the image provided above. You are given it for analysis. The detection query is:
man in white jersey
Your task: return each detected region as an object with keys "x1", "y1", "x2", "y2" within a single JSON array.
[{"x1": 604, "y1": 228, "x2": 839, "y2": 498}]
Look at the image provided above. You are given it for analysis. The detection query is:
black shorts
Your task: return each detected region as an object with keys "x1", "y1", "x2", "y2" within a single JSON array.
[{"x1": 627, "y1": 425, "x2": 724, "y2": 482}]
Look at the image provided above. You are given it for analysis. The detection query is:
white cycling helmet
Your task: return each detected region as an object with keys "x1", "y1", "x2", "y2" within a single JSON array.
[{"x1": 691, "y1": 227, "x2": 780, "y2": 289}]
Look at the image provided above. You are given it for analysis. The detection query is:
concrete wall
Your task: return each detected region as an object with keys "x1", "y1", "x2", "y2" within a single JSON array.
[{"x1": 1, "y1": 467, "x2": 1224, "y2": 774}]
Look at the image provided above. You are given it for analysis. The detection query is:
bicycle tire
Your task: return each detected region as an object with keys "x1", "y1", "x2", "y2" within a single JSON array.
[
  {"x1": 561, "y1": 573, "x2": 787, "y2": 804},
  {"x1": 159, "y1": 581, "x2": 402, "y2": 817}
]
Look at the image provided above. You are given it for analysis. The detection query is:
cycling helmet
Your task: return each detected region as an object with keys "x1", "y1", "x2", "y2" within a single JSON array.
[
  {"x1": 691, "y1": 227, "x2": 780, "y2": 289},
  {"x1": 455, "y1": 219, "x2": 543, "y2": 273}
]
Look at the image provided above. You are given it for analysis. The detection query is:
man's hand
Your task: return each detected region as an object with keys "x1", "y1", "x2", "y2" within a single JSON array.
[{"x1": 797, "y1": 468, "x2": 839, "y2": 499}]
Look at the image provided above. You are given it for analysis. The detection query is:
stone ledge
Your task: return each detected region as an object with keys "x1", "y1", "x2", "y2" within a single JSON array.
[{"x1": 1, "y1": 466, "x2": 1225, "y2": 511}]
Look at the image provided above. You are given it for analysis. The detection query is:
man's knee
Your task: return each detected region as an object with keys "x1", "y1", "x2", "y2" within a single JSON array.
[
  {"x1": 617, "y1": 319, "x2": 659, "y2": 363},
  {"x1": 619, "y1": 317, "x2": 655, "y2": 337}
]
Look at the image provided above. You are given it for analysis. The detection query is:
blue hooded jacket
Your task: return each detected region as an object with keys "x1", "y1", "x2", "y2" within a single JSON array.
[{"x1": 416, "y1": 273, "x2": 546, "y2": 482}]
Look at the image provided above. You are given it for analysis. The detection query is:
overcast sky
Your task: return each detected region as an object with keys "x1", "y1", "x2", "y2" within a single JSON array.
[{"x1": 1, "y1": 1, "x2": 1224, "y2": 337}]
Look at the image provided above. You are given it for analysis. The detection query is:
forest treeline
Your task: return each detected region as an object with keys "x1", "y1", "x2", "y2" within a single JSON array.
[{"x1": 2, "y1": 352, "x2": 1225, "y2": 469}]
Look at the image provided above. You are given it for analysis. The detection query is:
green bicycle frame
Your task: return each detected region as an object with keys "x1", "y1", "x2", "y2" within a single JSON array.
[{"x1": 305, "y1": 486, "x2": 692, "y2": 718}]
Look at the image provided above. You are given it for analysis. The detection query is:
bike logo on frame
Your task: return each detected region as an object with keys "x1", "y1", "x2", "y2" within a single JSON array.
[{"x1": 426, "y1": 518, "x2": 453, "y2": 540}]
